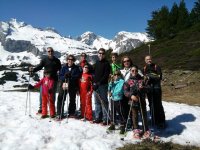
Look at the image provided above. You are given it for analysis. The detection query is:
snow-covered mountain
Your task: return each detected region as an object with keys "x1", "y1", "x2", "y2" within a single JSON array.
[
  {"x1": 0, "y1": 19, "x2": 151, "y2": 66},
  {"x1": 77, "y1": 31, "x2": 151, "y2": 54},
  {"x1": 0, "y1": 19, "x2": 96, "y2": 65}
]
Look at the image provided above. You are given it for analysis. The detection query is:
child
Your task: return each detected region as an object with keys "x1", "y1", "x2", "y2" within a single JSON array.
[
  {"x1": 123, "y1": 65, "x2": 150, "y2": 139},
  {"x1": 108, "y1": 70, "x2": 125, "y2": 134},
  {"x1": 28, "y1": 69, "x2": 55, "y2": 119},
  {"x1": 79, "y1": 64, "x2": 93, "y2": 121}
]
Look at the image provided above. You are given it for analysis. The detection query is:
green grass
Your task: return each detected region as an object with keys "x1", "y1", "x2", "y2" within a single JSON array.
[{"x1": 118, "y1": 139, "x2": 200, "y2": 150}]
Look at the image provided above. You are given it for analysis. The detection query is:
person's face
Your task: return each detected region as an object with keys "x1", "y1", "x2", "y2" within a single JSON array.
[
  {"x1": 145, "y1": 56, "x2": 152, "y2": 65},
  {"x1": 47, "y1": 48, "x2": 54, "y2": 58},
  {"x1": 67, "y1": 57, "x2": 74, "y2": 66},
  {"x1": 83, "y1": 65, "x2": 89, "y2": 73},
  {"x1": 81, "y1": 55, "x2": 86, "y2": 61},
  {"x1": 131, "y1": 67, "x2": 138, "y2": 76},
  {"x1": 113, "y1": 74, "x2": 119, "y2": 80},
  {"x1": 45, "y1": 73, "x2": 50, "y2": 78},
  {"x1": 111, "y1": 56, "x2": 116, "y2": 62},
  {"x1": 123, "y1": 57, "x2": 131, "y2": 68},
  {"x1": 98, "y1": 51, "x2": 105, "y2": 60}
]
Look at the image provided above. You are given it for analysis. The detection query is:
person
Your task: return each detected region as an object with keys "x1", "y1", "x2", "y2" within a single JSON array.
[
  {"x1": 79, "y1": 64, "x2": 93, "y2": 121},
  {"x1": 142, "y1": 55, "x2": 165, "y2": 129},
  {"x1": 56, "y1": 55, "x2": 81, "y2": 119},
  {"x1": 120, "y1": 56, "x2": 133, "y2": 126},
  {"x1": 110, "y1": 53, "x2": 121, "y2": 75},
  {"x1": 93, "y1": 48, "x2": 111, "y2": 125},
  {"x1": 29, "y1": 47, "x2": 61, "y2": 114},
  {"x1": 120, "y1": 56, "x2": 133, "y2": 81},
  {"x1": 78, "y1": 52, "x2": 94, "y2": 74},
  {"x1": 124, "y1": 65, "x2": 150, "y2": 139},
  {"x1": 28, "y1": 69, "x2": 56, "y2": 118},
  {"x1": 107, "y1": 70, "x2": 125, "y2": 134}
]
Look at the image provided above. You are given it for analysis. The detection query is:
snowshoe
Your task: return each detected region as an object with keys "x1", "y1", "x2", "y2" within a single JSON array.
[{"x1": 133, "y1": 129, "x2": 142, "y2": 139}]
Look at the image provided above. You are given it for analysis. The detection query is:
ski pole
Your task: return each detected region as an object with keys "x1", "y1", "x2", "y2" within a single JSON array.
[
  {"x1": 138, "y1": 96, "x2": 146, "y2": 132},
  {"x1": 25, "y1": 75, "x2": 30, "y2": 115},
  {"x1": 65, "y1": 78, "x2": 70, "y2": 123},
  {"x1": 60, "y1": 79, "x2": 67, "y2": 121},
  {"x1": 125, "y1": 100, "x2": 133, "y2": 133}
]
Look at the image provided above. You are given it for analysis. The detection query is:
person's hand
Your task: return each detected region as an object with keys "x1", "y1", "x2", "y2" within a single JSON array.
[
  {"x1": 28, "y1": 84, "x2": 34, "y2": 90},
  {"x1": 93, "y1": 83, "x2": 99, "y2": 91},
  {"x1": 65, "y1": 72, "x2": 71, "y2": 78},
  {"x1": 62, "y1": 83, "x2": 68, "y2": 90},
  {"x1": 108, "y1": 92, "x2": 112, "y2": 97},
  {"x1": 131, "y1": 95, "x2": 139, "y2": 102}
]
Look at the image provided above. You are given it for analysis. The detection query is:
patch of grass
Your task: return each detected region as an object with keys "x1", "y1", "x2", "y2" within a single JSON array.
[{"x1": 118, "y1": 139, "x2": 200, "y2": 150}]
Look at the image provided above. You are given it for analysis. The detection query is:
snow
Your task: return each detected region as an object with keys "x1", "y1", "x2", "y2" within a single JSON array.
[{"x1": 0, "y1": 84, "x2": 200, "y2": 150}]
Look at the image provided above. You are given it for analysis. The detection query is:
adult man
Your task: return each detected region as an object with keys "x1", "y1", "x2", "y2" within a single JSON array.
[
  {"x1": 56, "y1": 55, "x2": 81, "y2": 119},
  {"x1": 29, "y1": 47, "x2": 61, "y2": 113},
  {"x1": 142, "y1": 55, "x2": 165, "y2": 129},
  {"x1": 93, "y1": 48, "x2": 111, "y2": 125}
]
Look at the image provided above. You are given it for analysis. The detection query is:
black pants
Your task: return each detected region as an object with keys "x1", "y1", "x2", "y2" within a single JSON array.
[
  {"x1": 147, "y1": 86, "x2": 165, "y2": 126},
  {"x1": 57, "y1": 84, "x2": 77, "y2": 116},
  {"x1": 110, "y1": 100, "x2": 125, "y2": 125}
]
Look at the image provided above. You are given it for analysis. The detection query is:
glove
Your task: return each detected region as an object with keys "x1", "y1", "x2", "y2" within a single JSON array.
[
  {"x1": 48, "y1": 89, "x2": 53, "y2": 94},
  {"x1": 64, "y1": 72, "x2": 71, "y2": 78},
  {"x1": 28, "y1": 67, "x2": 34, "y2": 76},
  {"x1": 92, "y1": 83, "x2": 99, "y2": 91},
  {"x1": 28, "y1": 84, "x2": 34, "y2": 90}
]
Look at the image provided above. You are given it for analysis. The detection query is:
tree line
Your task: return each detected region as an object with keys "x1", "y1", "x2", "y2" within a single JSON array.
[{"x1": 146, "y1": 0, "x2": 200, "y2": 40}]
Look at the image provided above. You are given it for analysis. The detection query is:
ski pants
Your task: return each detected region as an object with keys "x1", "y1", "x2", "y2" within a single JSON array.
[
  {"x1": 39, "y1": 81, "x2": 58, "y2": 110},
  {"x1": 57, "y1": 84, "x2": 77, "y2": 116},
  {"x1": 42, "y1": 94, "x2": 55, "y2": 116},
  {"x1": 110, "y1": 100, "x2": 125, "y2": 125},
  {"x1": 147, "y1": 85, "x2": 165, "y2": 126},
  {"x1": 80, "y1": 91, "x2": 93, "y2": 121}
]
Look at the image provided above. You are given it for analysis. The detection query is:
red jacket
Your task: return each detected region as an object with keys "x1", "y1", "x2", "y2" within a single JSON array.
[{"x1": 34, "y1": 77, "x2": 54, "y2": 96}]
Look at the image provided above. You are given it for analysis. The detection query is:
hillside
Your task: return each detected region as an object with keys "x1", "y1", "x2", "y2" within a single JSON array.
[
  {"x1": 120, "y1": 23, "x2": 200, "y2": 71},
  {"x1": 118, "y1": 23, "x2": 200, "y2": 106}
]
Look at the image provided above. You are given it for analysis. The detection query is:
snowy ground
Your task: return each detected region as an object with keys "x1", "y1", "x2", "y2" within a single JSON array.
[{"x1": 0, "y1": 91, "x2": 200, "y2": 150}]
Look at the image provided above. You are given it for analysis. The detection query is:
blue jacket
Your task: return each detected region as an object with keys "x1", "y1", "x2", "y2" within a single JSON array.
[
  {"x1": 59, "y1": 64, "x2": 81, "y2": 88},
  {"x1": 108, "y1": 78, "x2": 124, "y2": 101}
]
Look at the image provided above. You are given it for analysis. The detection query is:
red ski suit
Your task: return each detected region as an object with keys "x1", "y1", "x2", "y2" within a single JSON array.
[
  {"x1": 34, "y1": 77, "x2": 55, "y2": 116},
  {"x1": 79, "y1": 73, "x2": 93, "y2": 121}
]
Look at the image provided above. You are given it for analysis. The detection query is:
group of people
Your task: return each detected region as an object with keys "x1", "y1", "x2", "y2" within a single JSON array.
[{"x1": 28, "y1": 47, "x2": 166, "y2": 139}]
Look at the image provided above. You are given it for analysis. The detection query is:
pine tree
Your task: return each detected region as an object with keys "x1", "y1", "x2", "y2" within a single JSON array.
[
  {"x1": 190, "y1": 0, "x2": 200, "y2": 24},
  {"x1": 169, "y1": 2, "x2": 179, "y2": 38},
  {"x1": 176, "y1": 0, "x2": 190, "y2": 31}
]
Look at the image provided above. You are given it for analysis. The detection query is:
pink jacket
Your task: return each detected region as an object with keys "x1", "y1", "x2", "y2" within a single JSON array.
[{"x1": 34, "y1": 77, "x2": 54, "y2": 96}]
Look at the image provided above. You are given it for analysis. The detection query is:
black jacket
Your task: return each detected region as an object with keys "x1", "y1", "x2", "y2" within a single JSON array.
[
  {"x1": 33, "y1": 56, "x2": 61, "y2": 81},
  {"x1": 94, "y1": 59, "x2": 111, "y2": 85}
]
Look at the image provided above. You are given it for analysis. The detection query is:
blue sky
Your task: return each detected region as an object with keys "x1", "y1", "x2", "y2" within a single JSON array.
[{"x1": 0, "y1": 0, "x2": 196, "y2": 39}]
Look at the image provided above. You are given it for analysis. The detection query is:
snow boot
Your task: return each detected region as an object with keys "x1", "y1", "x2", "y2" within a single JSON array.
[
  {"x1": 119, "y1": 125, "x2": 125, "y2": 134},
  {"x1": 108, "y1": 123, "x2": 115, "y2": 130}
]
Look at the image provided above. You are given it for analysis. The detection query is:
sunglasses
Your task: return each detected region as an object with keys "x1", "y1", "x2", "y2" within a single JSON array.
[
  {"x1": 48, "y1": 50, "x2": 53, "y2": 53},
  {"x1": 123, "y1": 60, "x2": 130, "y2": 63},
  {"x1": 68, "y1": 58, "x2": 74, "y2": 61},
  {"x1": 114, "y1": 74, "x2": 119, "y2": 76},
  {"x1": 131, "y1": 70, "x2": 137, "y2": 72},
  {"x1": 98, "y1": 52, "x2": 105, "y2": 55}
]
